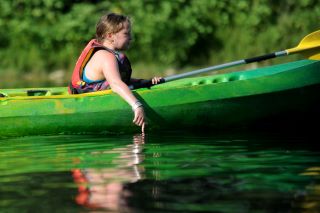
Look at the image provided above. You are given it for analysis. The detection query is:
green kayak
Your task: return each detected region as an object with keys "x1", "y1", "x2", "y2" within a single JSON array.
[{"x1": 1, "y1": 59, "x2": 320, "y2": 137}]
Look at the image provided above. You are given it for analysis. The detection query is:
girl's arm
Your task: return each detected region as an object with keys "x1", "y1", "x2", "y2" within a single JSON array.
[{"x1": 98, "y1": 51, "x2": 146, "y2": 131}]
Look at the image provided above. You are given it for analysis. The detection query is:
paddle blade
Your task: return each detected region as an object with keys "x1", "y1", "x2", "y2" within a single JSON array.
[{"x1": 287, "y1": 30, "x2": 320, "y2": 59}]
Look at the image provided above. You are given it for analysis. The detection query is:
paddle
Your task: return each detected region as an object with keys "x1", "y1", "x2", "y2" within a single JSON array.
[{"x1": 131, "y1": 30, "x2": 320, "y2": 89}]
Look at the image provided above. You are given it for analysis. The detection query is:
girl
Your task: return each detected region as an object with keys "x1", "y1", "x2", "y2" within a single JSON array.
[{"x1": 69, "y1": 13, "x2": 162, "y2": 132}]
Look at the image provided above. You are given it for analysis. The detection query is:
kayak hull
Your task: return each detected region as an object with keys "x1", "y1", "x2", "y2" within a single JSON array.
[{"x1": 1, "y1": 59, "x2": 320, "y2": 137}]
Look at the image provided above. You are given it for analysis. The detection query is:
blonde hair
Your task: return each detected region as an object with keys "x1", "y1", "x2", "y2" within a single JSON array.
[{"x1": 95, "y1": 13, "x2": 130, "y2": 43}]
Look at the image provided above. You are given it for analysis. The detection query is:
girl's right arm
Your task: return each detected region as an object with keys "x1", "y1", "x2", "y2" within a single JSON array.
[{"x1": 98, "y1": 51, "x2": 146, "y2": 131}]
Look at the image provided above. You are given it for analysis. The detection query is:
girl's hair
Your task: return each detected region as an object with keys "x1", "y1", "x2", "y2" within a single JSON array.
[{"x1": 95, "y1": 13, "x2": 130, "y2": 43}]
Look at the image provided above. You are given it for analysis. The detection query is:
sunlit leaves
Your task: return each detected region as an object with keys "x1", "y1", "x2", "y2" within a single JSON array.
[{"x1": 0, "y1": 0, "x2": 319, "y2": 76}]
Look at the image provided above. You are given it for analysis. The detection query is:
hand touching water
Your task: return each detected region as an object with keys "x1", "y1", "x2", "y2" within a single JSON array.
[{"x1": 133, "y1": 106, "x2": 145, "y2": 133}]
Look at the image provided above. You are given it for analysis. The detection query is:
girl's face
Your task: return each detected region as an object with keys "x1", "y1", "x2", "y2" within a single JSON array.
[{"x1": 113, "y1": 21, "x2": 132, "y2": 51}]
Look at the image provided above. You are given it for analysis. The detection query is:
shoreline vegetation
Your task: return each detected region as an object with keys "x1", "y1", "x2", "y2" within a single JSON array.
[{"x1": 0, "y1": 1, "x2": 318, "y2": 89}]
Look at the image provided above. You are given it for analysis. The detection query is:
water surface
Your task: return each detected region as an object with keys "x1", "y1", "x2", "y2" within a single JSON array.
[{"x1": 0, "y1": 131, "x2": 319, "y2": 212}]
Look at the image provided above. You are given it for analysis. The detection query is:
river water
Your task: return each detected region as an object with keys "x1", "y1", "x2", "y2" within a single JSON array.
[{"x1": 0, "y1": 131, "x2": 319, "y2": 213}]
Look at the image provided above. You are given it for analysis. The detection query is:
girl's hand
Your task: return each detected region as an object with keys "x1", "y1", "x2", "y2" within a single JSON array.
[
  {"x1": 133, "y1": 106, "x2": 145, "y2": 133},
  {"x1": 151, "y1": 77, "x2": 163, "y2": 85}
]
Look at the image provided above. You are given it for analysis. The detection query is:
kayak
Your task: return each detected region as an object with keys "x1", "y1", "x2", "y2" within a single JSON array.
[{"x1": 1, "y1": 59, "x2": 320, "y2": 137}]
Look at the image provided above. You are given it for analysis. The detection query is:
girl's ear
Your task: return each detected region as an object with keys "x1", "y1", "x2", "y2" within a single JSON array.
[{"x1": 105, "y1": 32, "x2": 114, "y2": 40}]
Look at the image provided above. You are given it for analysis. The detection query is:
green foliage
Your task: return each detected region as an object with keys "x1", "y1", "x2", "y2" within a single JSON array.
[{"x1": 0, "y1": 0, "x2": 319, "y2": 86}]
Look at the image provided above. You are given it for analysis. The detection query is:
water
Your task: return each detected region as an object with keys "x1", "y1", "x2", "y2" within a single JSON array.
[{"x1": 0, "y1": 131, "x2": 319, "y2": 213}]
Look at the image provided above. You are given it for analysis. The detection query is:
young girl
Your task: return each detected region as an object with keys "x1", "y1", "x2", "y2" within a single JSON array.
[{"x1": 69, "y1": 13, "x2": 162, "y2": 132}]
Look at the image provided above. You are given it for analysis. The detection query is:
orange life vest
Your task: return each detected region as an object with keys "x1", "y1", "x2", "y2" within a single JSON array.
[{"x1": 69, "y1": 39, "x2": 132, "y2": 94}]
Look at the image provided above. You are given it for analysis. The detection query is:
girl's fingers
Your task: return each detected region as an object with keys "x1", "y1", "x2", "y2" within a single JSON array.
[
  {"x1": 152, "y1": 77, "x2": 162, "y2": 84},
  {"x1": 133, "y1": 109, "x2": 145, "y2": 126},
  {"x1": 141, "y1": 123, "x2": 145, "y2": 133},
  {"x1": 133, "y1": 117, "x2": 143, "y2": 126},
  {"x1": 133, "y1": 113, "x2": 138, "y2": 124}
]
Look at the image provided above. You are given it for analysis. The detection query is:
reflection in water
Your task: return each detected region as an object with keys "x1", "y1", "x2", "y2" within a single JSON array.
[
  {"x1": 299, "y1": 167, "x2": 320, "y2": 212},
  {"x1": 1, "y1": 132, "x2": 320, "y2": 212},
  {"x1": 72, "y1": 134, "x2": 145, "y2": 211}
]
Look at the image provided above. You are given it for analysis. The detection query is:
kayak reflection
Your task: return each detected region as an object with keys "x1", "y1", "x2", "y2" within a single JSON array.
[{"x1": 72, "y1": 134, "x2": 145, "y2": 211}]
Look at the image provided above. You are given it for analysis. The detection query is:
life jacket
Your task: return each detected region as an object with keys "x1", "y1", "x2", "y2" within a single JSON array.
[{"x1": 69, "y1": 39, "x2": 132, "y2": 94}]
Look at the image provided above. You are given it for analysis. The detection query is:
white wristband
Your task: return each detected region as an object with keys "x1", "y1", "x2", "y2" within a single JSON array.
[{"x1": 132, "y1": 101, "x2": 143, "y2": 111}]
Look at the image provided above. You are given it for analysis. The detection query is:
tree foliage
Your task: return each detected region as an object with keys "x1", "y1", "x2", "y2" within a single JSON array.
[{"x1": 0, "y1": 0, "x2": 319, "y2": 83}]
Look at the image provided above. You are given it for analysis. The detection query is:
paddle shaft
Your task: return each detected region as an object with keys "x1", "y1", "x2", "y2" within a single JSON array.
[
  {"x1": 131, "y1": 50, "x2": 288, "y2": 89},
  {"x1": 164, "y1": 50, "x2": 288, "y2": 82}
]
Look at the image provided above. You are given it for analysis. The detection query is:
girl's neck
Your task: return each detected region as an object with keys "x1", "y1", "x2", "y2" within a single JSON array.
[{"x1": 101, "y1": 39, "x2": 115, "y2": 51}]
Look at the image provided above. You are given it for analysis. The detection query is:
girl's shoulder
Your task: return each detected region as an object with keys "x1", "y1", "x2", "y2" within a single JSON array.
[{"x1": 93, "y1": 49, "x2": 117, "y2": 61}]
